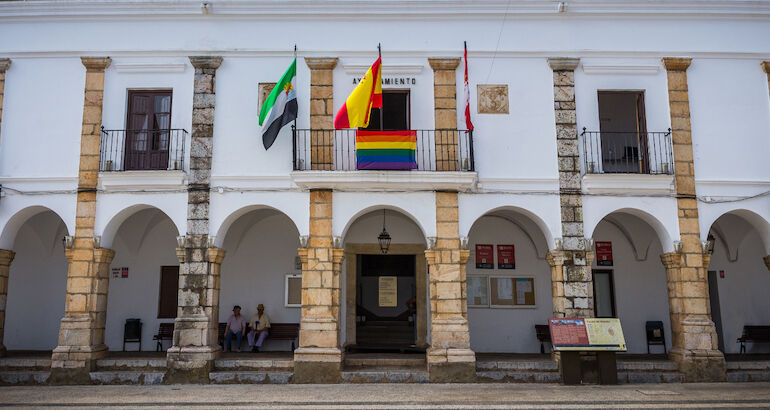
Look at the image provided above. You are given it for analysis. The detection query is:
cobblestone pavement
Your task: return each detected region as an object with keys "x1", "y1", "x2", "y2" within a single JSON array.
[{"x1": 1, "y1": 382, "x2": 770, "y2": 409}]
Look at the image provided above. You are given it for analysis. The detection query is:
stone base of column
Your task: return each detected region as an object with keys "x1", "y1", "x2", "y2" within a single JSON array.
[
  {"x1": 427, "y1": 347, "x2": 476, "y2": 382},
  {"x1": 0, "y1": 345, "x2": 6, "y2": 358},
  {"x1": 670, "y1": 318, "x2": 727, "y2": 382},
  {"x1": 165, "y1": 345, "x2": 218, "y2": 383},
  {"x1": 292, "y1": 347, "x2": 342, "y2": 383},
  {"x1": 49, "y1": 315, "x2": 108, "y2": 384}
]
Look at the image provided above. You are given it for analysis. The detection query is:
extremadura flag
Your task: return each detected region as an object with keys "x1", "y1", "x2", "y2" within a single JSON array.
[{"x1": 258, "y1": 58, "x2": 297, "y2": 150}]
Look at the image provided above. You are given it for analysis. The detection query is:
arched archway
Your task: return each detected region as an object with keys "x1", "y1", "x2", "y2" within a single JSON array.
[
  {"x1": 590, "y1": 210, "x2": 672, "y2": 354},
  {"x1": 706, "y1": 210, "x2": 770, "y2": 354},
  {"x1": 341, "y1": 208, "x2": 428, "y2": 351},
  {"x1": 466, "y1": 208, "x2": 552, "y2": 353},
  {"x1": 218, "y1": 207, "x2": 301, "y2": 352},
  {"x1": 103, "y1": 206, "x2": 179, "y2": 351},
  {"x1": 3, "y1": 207, "x2": 69, "y2": 351}
]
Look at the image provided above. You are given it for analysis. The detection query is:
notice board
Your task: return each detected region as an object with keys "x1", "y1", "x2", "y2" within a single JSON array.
[
  {"x1": 549, "y1": 318, "x2": 627, "y2": 351},
  {"x1": 490, "y1": 277, "x2": 535, "y2": 306}
]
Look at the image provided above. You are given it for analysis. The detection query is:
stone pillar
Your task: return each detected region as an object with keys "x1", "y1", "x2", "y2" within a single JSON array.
[
  {"x1": 0, "y1": 59, "x2": 10, "y2": 137},
  {"x1": 305, "y1": 58, "x2": 338, "y2": 170},
  {"x1": 293, "y1": 190, "x2": 344, "y2": 383},
  {"x1": 762, "y1": 61, "x2": 770, "y2": 93},
  {"x1": 764, "y1": 255, "x2": 770, "y2": 271},
  {"x1": 425, "y1": 191, "x2": 475, "y2": 382},
  {"x1": 165, "y1": 56, "x2": 224, "y2": 383},
  {"x1": 661, "y1": 57, "x2": 726, "y2": 382},
  {"x1": 428, "y1": 58, "x2": 461, "y2": 171},
  {"x1": 0, "y1": 249, "x2": 15, "y2": 357},
  {"x1": 547, "y1": 57, "x2": 594, "y2": 319},
  {"x1": 50, "y1": 57, "x2": 112, "y2": 384}
]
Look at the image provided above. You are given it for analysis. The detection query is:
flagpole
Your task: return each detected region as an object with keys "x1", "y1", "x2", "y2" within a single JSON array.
[
  {"x1": 293, "y1": 44, "x2": 298, "y2": 131},
  {"x1": 292, "y1": 44, "x2": 298, "y2": 169},
  {"x1": 378, "y1": 43, "x2": 383, "y2": 131}
]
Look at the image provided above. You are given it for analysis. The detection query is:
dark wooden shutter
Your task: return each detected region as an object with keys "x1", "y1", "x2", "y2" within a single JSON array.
[
  {"x1": 125, "y1": 90, "x2": 172, "y2": 170},
  {"x1": 158, "y1": 266, "x2": 179, "y2": 319}
]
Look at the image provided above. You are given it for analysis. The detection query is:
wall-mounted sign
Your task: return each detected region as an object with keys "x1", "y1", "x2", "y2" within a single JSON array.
[
  {"x1": 497, "y1": 245, "x2": 515, "y2": 269},
  {"x1": 353, "y1": 77, "x2": 416, "y2": 86},
  {"x1": 475, "y1": 244, "x2": 494, "y2": 269},
  {"x1": 121, "y1": 267, "x2": 129, "y2": 278},
  {"x1": 549, "y1": 318, "x2": 627, "y2": 351},
  {"x1": 378, "y1": 276, "x2": 397, "y2": 307},
  {"x1": 111, "y1": 268, "x2": 120, "y2": 279},
  {"x1": 595, "y1": 241, "x2": 613, "y2": 266}
]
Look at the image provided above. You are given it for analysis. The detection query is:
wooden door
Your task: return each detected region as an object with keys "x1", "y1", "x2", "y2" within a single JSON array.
[
  {"x1": 125, "y1": 91, "x2": 172, "y2": 170},
  {"x1": 158, "y1": 266, "x2": 179, "y2": 319}
]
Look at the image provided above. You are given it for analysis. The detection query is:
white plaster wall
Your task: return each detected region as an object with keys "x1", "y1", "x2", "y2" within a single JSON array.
[
  {"x1": 5, "y1": 211, "x2": 68, "y2": 350},
  {"x1": 708, "y1": 217, "x2": 770, "y2": 354},
  {"x1": 210, "y1": 191, "x2": 310, "y2": 245},
  {"x1": 104, "y1": 208, "x2": 178, "y2": 351},
  {"x1": 218, "y1": 211, "x2": 301, "y2": 351},
  {"x1": 95, "y1": 193, "x2": 187, "y2": 249},
  {"x1": 0, "y1": 197, "x2": 77, "y2": 250},
  {"x1": 335, "y1": 192, "x2": 434, "y2": 240},
  {"x1": 591, "y1": 216, "x2": 673, "y2": 354},
  {"x1": 466, "y1": 215, "x2": 553, "y2": 353}
]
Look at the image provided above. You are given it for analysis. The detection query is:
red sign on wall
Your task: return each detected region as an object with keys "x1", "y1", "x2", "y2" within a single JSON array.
[
  {"x1": 595, "y1": 241, "x2": 613, "y2": 266},
  {"x1": 497, "y1": 245, "x2": 515, "y2": 269},
  {"x1": 475, "y1": 244, "x2": 494, "y2": 269}
]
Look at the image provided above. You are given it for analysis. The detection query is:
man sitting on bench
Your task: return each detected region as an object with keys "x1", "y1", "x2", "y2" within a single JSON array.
[
  {"x1": 224, "y1": 305, "x2": 247, "y2": 353},
  {"x1": 248, "y1": 303, "x2": 271, "y2": 352}
]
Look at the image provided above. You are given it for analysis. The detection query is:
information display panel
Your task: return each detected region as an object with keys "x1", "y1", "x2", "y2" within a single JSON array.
[{"x1": 549, "y1": 318, "x2": 627, "y2": 351}]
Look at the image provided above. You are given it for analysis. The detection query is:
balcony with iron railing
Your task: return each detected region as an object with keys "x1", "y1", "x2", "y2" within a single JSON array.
[
  {"x1": 580, "y1": 128, "x2": 673, "y2": 175},
  {"x1": 100, "y1": 127, "x2": 188, "y2": 172},
  {"x1": 290, "y1": 128, "x2": 477, "y2": 190}
]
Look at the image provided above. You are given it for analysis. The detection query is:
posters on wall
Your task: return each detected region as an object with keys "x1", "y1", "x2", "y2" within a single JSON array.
[
  {"x1": 378, "y1": 276, "x2": 397, "y2": 307},
  {"x1": 595, "y1": 241, "x2": 613, "y2": 266},
  {"x1": 497, "y1": 245, "x2": 515, "y2": 269},
  {"x1": 475, "y1": 244, "x2": 494, "y2": 269}
]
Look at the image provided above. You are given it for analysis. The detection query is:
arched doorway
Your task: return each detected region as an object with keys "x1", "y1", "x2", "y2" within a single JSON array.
[
  {"x1": 342, "y1": 208, "x2": 428, "y2": 352},
  {"x1": 590, "y1": 210, "x2": 672, "y2": 354},
  {"x1": 466, "y1": 208, "x2": 553, "y2": 353},
  {"x1": 4, "y1": 208, "x2": 69, "y2": 351},
  {"x1": 218, "y1": 208, "x2": 301, "y2": 352},
  {"x1": 103, "y1": 207, "x2": 179, "y2": 352},
  {"x1": 706, "y1": 210, "x2": 770, "y2": 355}
]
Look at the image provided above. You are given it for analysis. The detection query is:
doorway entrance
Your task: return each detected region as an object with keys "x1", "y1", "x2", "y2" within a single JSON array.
[{"x1": 598, "y1": 91, "x2": 648, "y2": 173}]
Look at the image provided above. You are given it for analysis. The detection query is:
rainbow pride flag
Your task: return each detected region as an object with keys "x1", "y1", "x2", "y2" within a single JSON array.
[{"x1": 355, "y1": 130, "x2": 418, "y2": 170}]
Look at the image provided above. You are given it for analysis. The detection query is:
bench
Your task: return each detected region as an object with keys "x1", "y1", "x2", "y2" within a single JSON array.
[
  {"x1": 535, "y1": 324, "x2": 551, "y2": 354},
  {"x1": 218, "y1": 322, "x2": 300, "y2": 351},
  {"x1": 738, "y1": 325, "x2": 770, "y2": 354},
  {"x1": 153, "y1": 322, "x2": 174, "y2": 352}
]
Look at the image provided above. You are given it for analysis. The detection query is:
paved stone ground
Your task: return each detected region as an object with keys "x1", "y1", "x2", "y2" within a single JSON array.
[{"x1": 1, "y1": 383, "x2": 769, "y2": 408}]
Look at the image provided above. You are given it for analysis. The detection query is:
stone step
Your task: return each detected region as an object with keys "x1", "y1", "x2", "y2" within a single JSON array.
[
  {"x1": 345, "y1": 357, "x2": 425, "y2": 368},
  {"x1": 476, "y1": 360, "x2": 558, "y2": 371},
  {"x1": 727, "y1": 360, "x2": 770, "y2": 371},
  {"x1": 0, "y1": 371, "x2": 50, "y2": 385},
  {"x1": 95, "y1": 358, "x2": 167, "y2": 371},
  {"x1": 0, "y1": 357, "x2": 51, "y2": 371},
  {"x1": 341, "y1": 368, "x2": 429, "y2": 383},
  {"x1": 617, "y1": 371, "x2": 683, "y2": 383},
  {"x1": 213, "y1": 358, "x2": 294, "y2": 371},
  {"x1": 89, "y1": 371, "x2": 165, "y2": 385},
  {"x1": 476, "y1": 370, "x2": 561, "y2": 383},
  {"x1": 209, "y1": 371, "x2": 292, "y2": 384},
  {"x1": 727, "y1": 370, "x2": 770, "y2": 382},
  {"x1": 617, "y1": 360, "x2": 678, "y2": 371}
]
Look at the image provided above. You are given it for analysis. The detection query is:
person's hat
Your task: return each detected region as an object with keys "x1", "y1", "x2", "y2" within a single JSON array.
[
  {"x1": 257, "y1": 304, "x2": 264, "y2": 309},
  {"x1": 233, "y1": 305, "x2": 241, "y2": 311}
]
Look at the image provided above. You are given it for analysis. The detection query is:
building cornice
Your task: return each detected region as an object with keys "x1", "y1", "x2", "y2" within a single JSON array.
[{"x1": 2, "y1": 1, "x2": 770, "y2": 19}]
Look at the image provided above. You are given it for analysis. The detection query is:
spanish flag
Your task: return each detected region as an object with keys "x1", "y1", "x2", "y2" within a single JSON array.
[{"x1": 334, "y1": 57, "x2": 382, "y2": 129}]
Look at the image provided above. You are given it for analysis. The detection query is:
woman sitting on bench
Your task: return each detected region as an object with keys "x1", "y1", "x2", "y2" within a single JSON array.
[{"x1": 248, "y1": 303, "x2": 271, "y2": 352}]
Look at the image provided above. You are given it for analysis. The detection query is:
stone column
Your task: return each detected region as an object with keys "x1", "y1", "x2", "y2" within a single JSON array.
[
  {"x1": 547, "y1": 57, "x2": 594, "y2": 319},
  {"x1": 50, "y1": 57, "x2": 112, "y2": 384},
  {"x1": 293, "y1": 190, "x2": 344, "y2": 383},
  {"x1": 428, "y1": 58, "x2": 461, "y2": 171},
  {"x1": 764, "y1": 255, "x2": 770, "y2": 271},
  {"x1": 762, "y1": 61, "x2": 770, "y2": 93},
  {"x1": 661, "y1": 57, "x2": 726, "y2": 382},
  {"x1": 0, "y1": 59, "x2": 10, "y2": 137},
  {"x1": 0, "y1": 249, "x2": 15, "y2": 357},
  {"x1": 425, "y1": 191, "x2": 475, "y2": 382},
  {"x1": 305, "y1": 58, "x2": 338, "y2": 170},
  {"x1": 165, "y1": 56, "x2": 224, "y2": 383}
]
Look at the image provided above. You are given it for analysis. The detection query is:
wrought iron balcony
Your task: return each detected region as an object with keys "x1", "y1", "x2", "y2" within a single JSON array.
[
  {"x1": 580, "y1": 128, "x2": 673, "y2": 175},
  {"x1": 100, "y1": 128, "x2": 188, "y2": 172},
  {"x1": 292, "y1": 128, "x2": 475, "y2": 172}
]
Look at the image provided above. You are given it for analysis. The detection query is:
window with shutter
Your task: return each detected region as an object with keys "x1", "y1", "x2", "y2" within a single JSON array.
[{"x1": 125, "y1": 90, "x2": 173, "y2": 170}]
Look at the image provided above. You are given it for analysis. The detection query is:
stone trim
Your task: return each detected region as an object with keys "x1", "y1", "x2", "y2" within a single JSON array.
[
  {"x1": 662, "y1": 57, "x2": 726, "y2": 382},
  {"x1": 429, "y1": 58, "x2": 461, "y2": 171},
  {"x1": 305, "y1": 58, "x2": 338, "y2": 170},
  {"x1": 80, "y1": 57, "x2": 111, "y2": 72},
  {"x1": 189, "y1": 56, "x2": 223, "y2": 70},
  {"x1": 547, "y1": 57, "x2": 593, "y2": 319},
  {"x1": 0, "y1": 58, "x2": 10, "y2": 144},
  {"x1": 0, "y1": 249, "x2": 15, "y2": 357}
]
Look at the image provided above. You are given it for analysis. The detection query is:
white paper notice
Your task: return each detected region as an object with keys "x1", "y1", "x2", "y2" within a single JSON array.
[
  {"x1": 516, "y1": 289, "x2": 526, "y2": 305},
  {"x1": 497, "y1": 278, "x2": 513, "y2": 300},
  {"x1": 517, "y1": 279, "x2": 532, "y2": 293}
]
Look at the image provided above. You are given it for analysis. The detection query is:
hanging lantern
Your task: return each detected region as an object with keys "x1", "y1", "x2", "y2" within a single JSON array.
[{"x1": 378, "y1": 209, "x2": 391, "y2": 254}]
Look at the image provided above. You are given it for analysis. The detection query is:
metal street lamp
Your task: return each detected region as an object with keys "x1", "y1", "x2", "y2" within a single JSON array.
[{"x1": 378, "y1": 209, "x2": 391, "y2": 254}]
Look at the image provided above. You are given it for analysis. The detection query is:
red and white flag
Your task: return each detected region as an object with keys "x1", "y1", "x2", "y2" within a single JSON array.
[{"x1": 463, "y1": 41, "x2": 474, "y2": 131}]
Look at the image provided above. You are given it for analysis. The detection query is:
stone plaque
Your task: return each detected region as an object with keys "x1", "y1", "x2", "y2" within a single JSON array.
[
  {"x1": 477, "y1": 84, "x2": 509, "y2": 114},
  {"x1": 258, "y1": 82, "x2": 276, "y2": 112}
]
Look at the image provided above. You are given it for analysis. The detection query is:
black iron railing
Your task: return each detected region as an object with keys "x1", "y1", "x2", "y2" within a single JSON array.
[
  {"x1": 100, "y1": 128, "x2": 188, "y2": 172},
  {"x1": 292, "y1": 128, "x2": 475, "y2": 172},
  {"x1": 580, "y1": 128, "x2": 673, "y2": 175}
]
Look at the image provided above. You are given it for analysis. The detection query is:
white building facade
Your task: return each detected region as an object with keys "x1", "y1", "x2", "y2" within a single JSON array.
[{"x1": 0, "y1": 0, "x2": 768, "y2": 384}]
